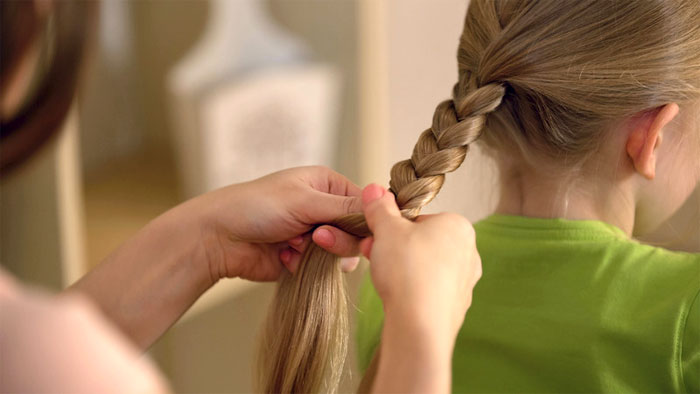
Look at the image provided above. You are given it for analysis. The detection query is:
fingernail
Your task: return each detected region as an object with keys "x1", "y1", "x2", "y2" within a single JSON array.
[
  {"x1": 315, "y1": 228, "x2": 335, "y2": 247},
  {"x1": 362, "y1": 184, "x2": 385, "y2": 204},
  {"x1": 340, "y1": 257, "x2": 360, "y2": 272},
  {"x1": 289, "y1": 236, "x2": 303, "y2": 246}
]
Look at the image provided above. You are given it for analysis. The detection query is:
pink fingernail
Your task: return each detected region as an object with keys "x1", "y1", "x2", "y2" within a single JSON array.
[
  {"x1": 315, "y1": 228, "x2": 335, "y2": 247},
  {"x1": 340, "y1": 257, "x2": 360, "y2": 272}
]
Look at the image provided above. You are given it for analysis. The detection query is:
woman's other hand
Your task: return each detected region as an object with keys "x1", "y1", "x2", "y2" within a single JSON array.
[
  {"x1": 358, "y1": 184, "x2": 482, "y2": 394},
  {"x1": 186, "y1": 166, "x2": 364, "y2": 282},
  {"x1": 360, "y1": 183, "x2": 481, "y2": 338}
]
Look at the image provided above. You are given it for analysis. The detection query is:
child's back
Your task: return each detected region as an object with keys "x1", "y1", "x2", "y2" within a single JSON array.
[{"x1": 357, "y1": 215, "x2": 700, "y2": 392}]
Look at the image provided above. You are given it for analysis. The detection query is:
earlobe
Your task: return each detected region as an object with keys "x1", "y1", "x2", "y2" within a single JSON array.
[{"x1": 625, "y1": 103, "x2": 679, "y2": 180}]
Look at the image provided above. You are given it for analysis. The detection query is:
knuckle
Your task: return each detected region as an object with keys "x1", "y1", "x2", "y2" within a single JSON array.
[
  {"x1": 438, "y1": 213, "x2": 473, "y2": 234},
  {"x1": 367, "y1": 199, "x2": 388, "y2": 218},
  {"x1": 364, "y1": 200, "x2": 379, "y2": 218},
  {"x1": 474, "y1": 261, "x2": 483, "y2": 281},
  {"x1": 304, "y1": 165, "x2": 332, "y2": 180},
  {"x1": 441, "y1": 212, "x2": 463, "y2": 225},
  {"x1": 343, "y1": 196, "x2": 362, "y2": 215},
  {"x1": 452, "y1": 215, "x2": 475, "y2": 237},
  {"x1": 342, "y1": 196, "x2": 355, "y2": 215},
  {"x1": 309, "y1": 164, "x2": 329, "y2": 172},
  {"x1": 462, "y1": 221, "x2": 476, "y2": 238}
]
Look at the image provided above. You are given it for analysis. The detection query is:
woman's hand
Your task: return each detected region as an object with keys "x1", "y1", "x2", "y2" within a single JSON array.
[
  {"x1": 70, "y1": 166, "x2": 364, "y2": 349},
  {"x1": 186, "y1": 166, "x2": 364, "y2": 282},
  {"x1": 360, "y1": 183, "x2": 481, "y2": 339},
  {"x1": 358, "y1": 184, "x2": 482, "y2": 394}
]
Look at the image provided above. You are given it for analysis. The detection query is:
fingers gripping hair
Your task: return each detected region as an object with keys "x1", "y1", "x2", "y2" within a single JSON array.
[
  {"x1": 257, "y1": 76, "x2": 504, "y2": 394},
  {"x1": 324, "y1": 81, "x2": 506, "y2": 233}
]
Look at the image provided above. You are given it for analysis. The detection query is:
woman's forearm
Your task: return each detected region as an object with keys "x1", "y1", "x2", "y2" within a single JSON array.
[{"x1": 67, "y1": 201, "x2": 215, "y2": 350}]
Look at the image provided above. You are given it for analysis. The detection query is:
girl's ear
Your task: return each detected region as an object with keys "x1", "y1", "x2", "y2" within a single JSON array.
[{"x1": 625, "y1": 103, "x2": 679, "y2": 180}]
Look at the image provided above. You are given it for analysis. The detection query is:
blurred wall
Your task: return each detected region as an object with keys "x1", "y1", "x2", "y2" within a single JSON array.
[
  {"x1": 79, "y1": 0, "x2": 209, "y2": 176},
  {"x1": 383, "y1": 0, "x2": 498, "y2": 221},
  {"x1": 642, "y1": 186, "x2": 700, "y2": 252},
  {"x1": 269, "y1": 0, "x2": 360, "y2": 182},
  {"x1": 78, "y1": 1, "x2": 208, "y2": 270}
]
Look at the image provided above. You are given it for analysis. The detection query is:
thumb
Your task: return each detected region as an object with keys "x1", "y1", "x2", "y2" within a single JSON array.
[
  {"x1": 306, "y1": 191, "x2": 363, "y2": 223},
  {"x1": 362, "y1": 184, "x2": 403, "y2": 234}
]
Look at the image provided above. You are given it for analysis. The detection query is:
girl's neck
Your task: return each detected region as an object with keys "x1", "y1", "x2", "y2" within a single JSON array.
[{"x1": 494, "y1": 166, "x2": 636, "y2": 236}]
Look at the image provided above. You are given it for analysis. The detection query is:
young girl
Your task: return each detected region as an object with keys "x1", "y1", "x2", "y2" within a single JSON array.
[{"x1": 357, "y1": 0, "x2": 700, "y2": 392}]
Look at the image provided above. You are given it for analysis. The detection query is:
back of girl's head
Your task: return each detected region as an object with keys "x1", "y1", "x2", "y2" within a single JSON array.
[{"x1": 458, "y1": 0, "x2": 700, "y2": 164}]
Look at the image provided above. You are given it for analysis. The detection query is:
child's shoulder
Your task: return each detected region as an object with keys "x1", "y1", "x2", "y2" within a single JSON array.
[
  {"x1": 606, "y1": 237, "x2": 700, "y2": 299},
  {"x1": 474, "y1": 214, "x2": 700, "y2": 295},
  {"x1": 610, "y1": 235, "x2": 700, "y2": 267}
]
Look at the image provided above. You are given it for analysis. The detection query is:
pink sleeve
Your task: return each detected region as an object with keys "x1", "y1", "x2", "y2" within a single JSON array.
[{"x1": 0, "y1": 271, "x2": 170, "y2": 393}]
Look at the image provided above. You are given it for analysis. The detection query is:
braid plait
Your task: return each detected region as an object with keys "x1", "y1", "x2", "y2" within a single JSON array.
[{"x1": 331, "y1": 80, "x2": 505, "y2": 237}]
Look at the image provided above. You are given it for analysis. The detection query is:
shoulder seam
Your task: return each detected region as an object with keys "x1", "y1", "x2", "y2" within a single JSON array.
[{"x1": 678, "y1": 286, "x2": 700, "y2": 393}]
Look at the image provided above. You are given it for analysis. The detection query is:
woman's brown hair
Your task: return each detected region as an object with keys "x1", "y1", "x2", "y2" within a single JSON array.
[
  {"x1": 258, "y1": 0, "x2": 700, "y2": 392},
  {"x1": 0, "y1": 1, "x2": 94, "y2": 172}
]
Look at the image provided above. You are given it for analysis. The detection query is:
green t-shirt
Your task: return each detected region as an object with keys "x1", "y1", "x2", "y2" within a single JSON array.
[{"x1": 356, "y1": 214, "x2": 700, "y2": 393}]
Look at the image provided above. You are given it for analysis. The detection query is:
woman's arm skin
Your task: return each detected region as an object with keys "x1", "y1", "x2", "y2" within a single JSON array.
[
  {"x1": 358, "y1": 184, "x2": 482, "y2": 394},
  {"x1": 377, "y1": 313, "x2": 454, "y2": 394},
  {"x1": 68, "y1": 166, "x2": 363, "y2": 350}
]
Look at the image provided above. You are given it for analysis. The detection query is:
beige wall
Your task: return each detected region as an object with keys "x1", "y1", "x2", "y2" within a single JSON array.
[
  {"x1": 642, "y1": 186, "x2": 700, "y2": 252},
  {"x1": 269, "y1": 0, "x2": 360, "y2": 182},
  {"x1": 79, "y1": 1, "x2": 209, "y2": 175},
  {"x1": 383, "y1": 0, "x2": 498, "y2": 221}
]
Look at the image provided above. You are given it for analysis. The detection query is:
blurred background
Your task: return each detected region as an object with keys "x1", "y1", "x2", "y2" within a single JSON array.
[{"x1": 1, "y1": 0, "x2": 698, "y2": 392}]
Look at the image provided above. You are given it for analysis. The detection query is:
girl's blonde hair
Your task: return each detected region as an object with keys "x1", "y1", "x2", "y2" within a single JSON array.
[{"x1": 257, "y1": 1, "x2": 700, "y2": 392}]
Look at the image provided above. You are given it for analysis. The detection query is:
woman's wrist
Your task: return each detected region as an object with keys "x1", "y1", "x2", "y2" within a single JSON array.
[
  {"x1": 375, "y1": 311, "x2": 454, "y2": 393},
  {"x1": 382, "y1": 307, "x2": 456, "y2": 357},
  {"x1": 383, "y1": 297, "x2": 458, "y2": 345},
  {"x1": 158, "y1": 201, "x2": 218, "y2": 285},
  {"x1": 164, "y1": 196, "x2": 232, "y2": 286},
  {"x1": 181, "y1": 189, "x2": 263, "y2": 283}
]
